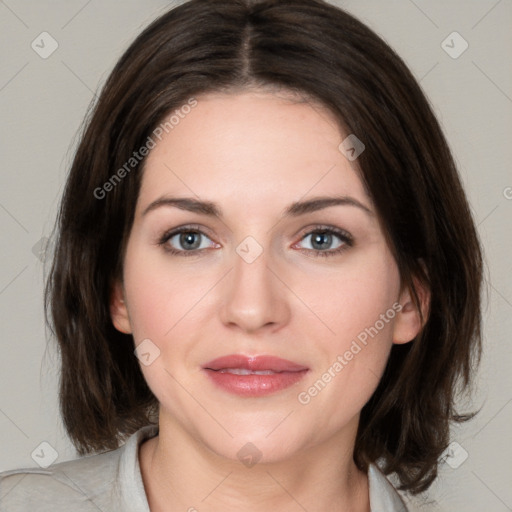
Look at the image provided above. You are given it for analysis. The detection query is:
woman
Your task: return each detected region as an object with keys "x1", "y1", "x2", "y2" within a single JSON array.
[{"x1": 0, "y1": 0, "x2": 483, "y2": 510}]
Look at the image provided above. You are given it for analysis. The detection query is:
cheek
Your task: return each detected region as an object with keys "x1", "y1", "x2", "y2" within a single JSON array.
[
  {"x1": 296, "y1": 253, "x2": 400, "y2": 416},
  {"x1": 125, "y1": 275, "x2": 169, "y2": 340},
  {"x1": 122, "y1": 246, "x2": 203, "y2": 340},
  {"x1": 122, "y1": 249, "x2": 200, "y2": 410},
  {"x1": 301, "y1": 250, "x2": 400, "y2": 345}
]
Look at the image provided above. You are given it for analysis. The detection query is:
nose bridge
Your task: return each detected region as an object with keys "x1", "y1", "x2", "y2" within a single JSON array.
[{"x1": 219, "y1": 234, "x2": 289, "y2": 332}]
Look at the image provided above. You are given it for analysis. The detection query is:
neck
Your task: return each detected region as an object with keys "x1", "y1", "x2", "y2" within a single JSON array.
[{"x1": 139, "y1": 413, "x2": 370, "y2": 512}]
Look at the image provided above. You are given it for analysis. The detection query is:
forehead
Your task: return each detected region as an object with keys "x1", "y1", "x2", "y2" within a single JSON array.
[{"x1": 138, "y1": 90, "x2": 370, "y2": 214}]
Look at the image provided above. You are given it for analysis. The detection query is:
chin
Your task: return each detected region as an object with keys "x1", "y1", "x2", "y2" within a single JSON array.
[{"x1": 197, "y1": 425, "x2": 308, "y2": 467}]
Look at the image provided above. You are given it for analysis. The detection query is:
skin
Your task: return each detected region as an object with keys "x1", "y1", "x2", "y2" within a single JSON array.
[{"x1": 110, "y1": 88, "x2": 428, "y2": 512}]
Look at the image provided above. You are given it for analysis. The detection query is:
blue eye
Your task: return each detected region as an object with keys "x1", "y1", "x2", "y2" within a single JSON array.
[
  {"x1": 158, "y1": 225, "x2": 353, "y2": 257},
  {"x1": 295, "y1": 227, "x2": 353, "y2": 257},
  {"x1": 158, "y1": 226, "x2": 217, "y2": 256}
]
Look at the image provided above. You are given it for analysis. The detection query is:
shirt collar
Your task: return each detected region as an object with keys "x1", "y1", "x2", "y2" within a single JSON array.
[{"x1": 368, "y1": 462, "x2": 408, "y2": 511}]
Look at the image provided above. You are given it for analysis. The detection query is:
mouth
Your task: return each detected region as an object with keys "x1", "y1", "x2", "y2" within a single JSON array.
[
  {"x1": 214, "y1": 368, "x2": 281, "y2": 375},
  {"x1": 202, "y1": 354, "x2": 309, "y2": 397}
]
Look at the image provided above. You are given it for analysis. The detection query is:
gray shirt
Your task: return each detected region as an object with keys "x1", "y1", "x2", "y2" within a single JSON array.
[{"x1": 0, "y1": 425, "x2": 408, "y2": 511}]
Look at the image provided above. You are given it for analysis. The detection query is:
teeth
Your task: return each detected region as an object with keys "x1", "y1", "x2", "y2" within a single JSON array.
[{"x1": 218, "y1": 368, "x2": 276, "y2": 375}]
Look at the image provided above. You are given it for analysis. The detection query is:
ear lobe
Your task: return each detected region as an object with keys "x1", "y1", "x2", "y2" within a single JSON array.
[
  {"x1": 110, "y1": 280, "x2": 132, "y2": 334},
  {"x1": 392, "y1": 275, "x2": 430, "y2": 345}
]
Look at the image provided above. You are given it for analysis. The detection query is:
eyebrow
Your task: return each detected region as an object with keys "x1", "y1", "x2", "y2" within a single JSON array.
[{"x1": 142, "y1": 195, "x2": 373, "y2": 218}]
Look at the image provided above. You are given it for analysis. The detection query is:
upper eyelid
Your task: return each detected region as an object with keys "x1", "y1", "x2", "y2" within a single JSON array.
[
  {"x1": 297, "y1": 224, "x2": 352, "y2": 238},
  {"x1": 161, "y1": 224, "x2": 213, "y2": 238}
]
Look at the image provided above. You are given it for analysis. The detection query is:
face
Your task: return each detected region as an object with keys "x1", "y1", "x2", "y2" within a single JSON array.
[{"x1": 111, "y1": 89, "x2": 422, "y2": 463}]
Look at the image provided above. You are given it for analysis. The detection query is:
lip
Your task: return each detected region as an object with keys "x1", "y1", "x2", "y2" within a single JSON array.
[
  {"x1": 204, "y1": 354, "x2": 308, "y2": 372},
  {"x1": 203, "y1": 354, "x2": 309, "y2": 397}
]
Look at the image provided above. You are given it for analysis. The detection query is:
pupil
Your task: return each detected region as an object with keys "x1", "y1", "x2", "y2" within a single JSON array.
[
  {"x1": 312, "y1": 232, "x2": 331, "y2": 250},
  {"x1": 181, "y1": 232, "x2": 200, "y2": 250}
]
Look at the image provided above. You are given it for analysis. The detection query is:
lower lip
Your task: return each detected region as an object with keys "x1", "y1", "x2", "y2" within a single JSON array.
[{"x1": 203, "y1": 369, "x2": 309, "y2": 397}]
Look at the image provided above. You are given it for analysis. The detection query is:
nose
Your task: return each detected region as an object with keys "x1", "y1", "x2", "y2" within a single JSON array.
[{"x1": 218, "y1": 239, "x2": 291, "y2": 334}]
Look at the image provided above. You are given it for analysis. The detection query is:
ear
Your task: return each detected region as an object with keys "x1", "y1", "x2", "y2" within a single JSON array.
[
  {"x1": 392, "y1": 273, "x2": 430, "y2": 345},
  {"x1": 110, "y1": 279, "x2": 132, "y2": 334}
]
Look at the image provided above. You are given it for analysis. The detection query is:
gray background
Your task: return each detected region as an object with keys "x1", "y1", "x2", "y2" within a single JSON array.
[{"x1": 0, "y1": 1, "x2": 511, "y2": 510}]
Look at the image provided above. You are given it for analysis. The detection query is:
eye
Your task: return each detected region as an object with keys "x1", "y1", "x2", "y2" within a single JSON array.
[
  {"x1": 294, "y1": 226, "x2": 353, "y2": 257},
  {"x1": 158, "y1": 224, "x2": 353, "y2": 258},
  {"x1": 158, "y1": 225, "x2": 218, "y2": 256}
]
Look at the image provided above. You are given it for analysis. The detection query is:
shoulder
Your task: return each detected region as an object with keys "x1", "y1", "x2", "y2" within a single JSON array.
[
  {"x1": 0, "y1": 424, "x2": 157, "y2": 512},
  {"x1": 0, "y1": 448, "x2": 122, "y2": 512}
]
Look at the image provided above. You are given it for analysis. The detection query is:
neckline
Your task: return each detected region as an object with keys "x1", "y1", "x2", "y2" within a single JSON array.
[{"x1": 119, "y1": 424, "x2": 407, "y2": 512}]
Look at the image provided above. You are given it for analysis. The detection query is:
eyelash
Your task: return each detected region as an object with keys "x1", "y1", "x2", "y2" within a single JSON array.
[{"x1": 157, "y1": 224, "x2": 354, "y2": 258}]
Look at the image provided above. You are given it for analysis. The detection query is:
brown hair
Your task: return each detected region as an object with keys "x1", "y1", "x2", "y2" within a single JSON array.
[{"x1": 45, "y1": 0, "x2": 483, "y2": 495}]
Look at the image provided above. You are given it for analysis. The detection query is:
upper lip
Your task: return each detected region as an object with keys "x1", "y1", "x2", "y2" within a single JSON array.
[{"x1": 203, "y1": 355, "x2": 308, "y2": 372}]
